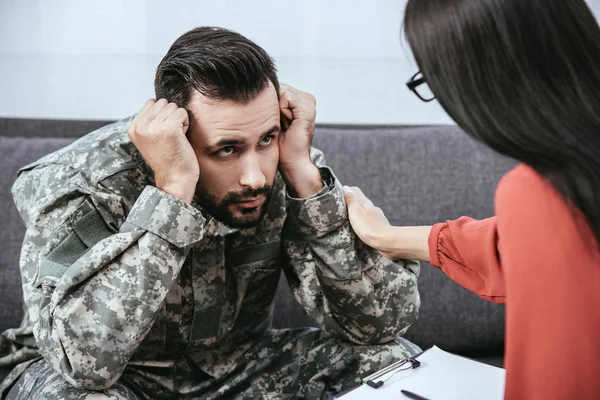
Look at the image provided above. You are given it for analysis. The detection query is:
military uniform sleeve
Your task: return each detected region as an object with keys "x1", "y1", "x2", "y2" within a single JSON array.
[
  {"x1": 282, "y1": 148, "x2": 420, "y2": 345},
  {"x1": 12, "y1": 163, "x2": 204, "y2": 390}
]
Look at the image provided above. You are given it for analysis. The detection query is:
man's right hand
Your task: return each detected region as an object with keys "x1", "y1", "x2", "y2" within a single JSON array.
[{"x1": 128, "y1": 99, "x2": 199, "y2": 204}]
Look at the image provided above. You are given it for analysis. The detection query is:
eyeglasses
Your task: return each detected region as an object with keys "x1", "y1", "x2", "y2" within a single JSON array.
[{"x1": 406, "y1": 71, "x2": 435, "y2": 102}]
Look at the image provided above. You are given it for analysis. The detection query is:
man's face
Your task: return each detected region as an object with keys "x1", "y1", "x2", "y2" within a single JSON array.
[{"x1": 186, "y1": 83, "x2": 281, "y2": 229}]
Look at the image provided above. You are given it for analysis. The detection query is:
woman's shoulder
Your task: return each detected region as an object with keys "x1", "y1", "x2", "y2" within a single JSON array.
[
  {"x1": 494, "y1": 163, "x2": 597, "y2": 255},
  {"x1": 495, "y1": 164, "x2": 563, "y2": 216},
  {"x1": 494, "y1": 163, "x2": 575, "y2": 248}
]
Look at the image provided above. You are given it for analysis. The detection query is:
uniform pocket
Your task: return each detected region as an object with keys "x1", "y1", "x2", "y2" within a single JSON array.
[{"x1": 231, "y1": 255, "x2": 282, "y2": 335}]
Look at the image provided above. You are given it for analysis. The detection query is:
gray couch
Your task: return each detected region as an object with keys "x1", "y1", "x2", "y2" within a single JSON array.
[{"x1": 0, "y1": 118, "x2": 515, "y2": 384}]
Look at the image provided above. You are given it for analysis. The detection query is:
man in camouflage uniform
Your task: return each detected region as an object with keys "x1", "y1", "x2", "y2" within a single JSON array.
[{"x1": 0, "y1": 27, "x2": 420, "y2": 399}]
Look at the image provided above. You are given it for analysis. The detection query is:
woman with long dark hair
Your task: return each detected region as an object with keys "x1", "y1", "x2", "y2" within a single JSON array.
[{"x1": 343, "y1": 0, "x2": 600, "y2": 398}]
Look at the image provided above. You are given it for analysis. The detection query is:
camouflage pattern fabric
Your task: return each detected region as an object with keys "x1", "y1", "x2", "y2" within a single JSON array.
[
  {"x1": 0, "y1": 118, "x2": 420, "y2": 399},
  {"x1": 6, "y1": 328, "x2": 421, "y2": 399}
]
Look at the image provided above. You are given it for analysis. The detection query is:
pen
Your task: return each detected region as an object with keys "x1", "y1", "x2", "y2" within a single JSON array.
[{"x1": 401, "y1": 389, "x2": 430, "y2": 400}]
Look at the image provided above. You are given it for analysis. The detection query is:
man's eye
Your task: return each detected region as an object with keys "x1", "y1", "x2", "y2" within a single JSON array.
[
  {"x1": 219, "y1": 146, "x2": 234, "y2": 156},
  {"x1": 259, "y1": 135, "x2": 273, "y2": 146}
]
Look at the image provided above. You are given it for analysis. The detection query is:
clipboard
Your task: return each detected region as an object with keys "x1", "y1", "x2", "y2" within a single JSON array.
[{"x1": 334, "y1": 346, "x2": 506, "y2": 400}]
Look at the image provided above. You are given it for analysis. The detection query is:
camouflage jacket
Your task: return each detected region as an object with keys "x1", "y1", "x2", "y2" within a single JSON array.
[{"x1": 0, "y1": 118, "x2": 420, "y2": 390}]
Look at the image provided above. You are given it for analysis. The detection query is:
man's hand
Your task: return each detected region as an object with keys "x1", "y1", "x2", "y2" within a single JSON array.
[
  {"x1": 128, "y1": 99, "x2": 198, "y2": 204},
  {"x1": 278, "y1": 84, "x2": 323, "y2": 198}
]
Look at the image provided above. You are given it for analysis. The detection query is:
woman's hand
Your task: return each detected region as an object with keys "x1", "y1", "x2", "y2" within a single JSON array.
[
  {"x1": 343, "y1": 186, "x2": 432, "y2": 262},
  {"x1": 343, "y1": 186, "x2": 397, "y2": 259}
]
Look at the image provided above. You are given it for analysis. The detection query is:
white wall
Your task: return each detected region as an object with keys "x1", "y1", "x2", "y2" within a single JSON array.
[
  {"x1": 0, "y1": 0, "x2": 449, "y2": 124},
  {"x1": 1, "y1": 0, "x2": 599, "y2": 124}
]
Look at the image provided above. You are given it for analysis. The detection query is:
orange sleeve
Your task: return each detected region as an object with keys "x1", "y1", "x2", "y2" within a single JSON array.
[
  {"x1": 495, "y1": 166, "x2": 600, "y2": 399},
  {"x1": 428, "y1": 216, "x2": 506, "y2": 303},
  {"x1": 428, "y1": 164, "x2": 600, "y2": 397}
]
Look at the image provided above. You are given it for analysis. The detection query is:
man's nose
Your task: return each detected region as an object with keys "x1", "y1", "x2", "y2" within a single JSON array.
[{"x1": 239, "y1": 153, "x2": 266, "y2": 191}]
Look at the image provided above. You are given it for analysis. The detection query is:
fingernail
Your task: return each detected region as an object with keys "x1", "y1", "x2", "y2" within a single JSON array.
[{"x1": 342, "y1": 186, "x2": 352, "y2": 194}]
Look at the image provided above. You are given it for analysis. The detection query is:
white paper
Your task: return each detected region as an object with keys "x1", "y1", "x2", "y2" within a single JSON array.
[{"x1": 339, "y1": 346, "x2": 506, "y2": 400}]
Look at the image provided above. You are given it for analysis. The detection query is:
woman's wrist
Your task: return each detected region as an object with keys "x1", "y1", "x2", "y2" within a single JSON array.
[{"x1": 378, "y1": 225, "x2": 432, "y2": 262}]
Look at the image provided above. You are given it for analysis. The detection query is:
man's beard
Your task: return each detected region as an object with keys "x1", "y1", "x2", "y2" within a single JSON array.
[{"x1": 195, "y1": 184, "x2": 273, "y2": 229}]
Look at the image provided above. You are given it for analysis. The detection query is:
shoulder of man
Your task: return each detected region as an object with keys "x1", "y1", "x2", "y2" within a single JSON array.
[
  {"x1": 12, "y1": 116, "x2": 151, "y2": 223},
  {"x1": 18, "y1": 116, "x2": 145, "y2": 185}
]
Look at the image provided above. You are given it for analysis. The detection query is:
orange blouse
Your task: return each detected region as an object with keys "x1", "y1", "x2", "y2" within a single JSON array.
[{"x1": 428, "y1": 164, "x2": 600, "y2": 399}]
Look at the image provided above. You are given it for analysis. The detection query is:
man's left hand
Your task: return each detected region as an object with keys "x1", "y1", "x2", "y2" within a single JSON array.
[{"x1": 278, "y1": 84, "x2": 323, "y2": 198}]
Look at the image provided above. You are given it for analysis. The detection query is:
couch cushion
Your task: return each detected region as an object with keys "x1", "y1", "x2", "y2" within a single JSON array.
[{"x1": 0, "y1": 137, "x2": 76, "y2": 333}]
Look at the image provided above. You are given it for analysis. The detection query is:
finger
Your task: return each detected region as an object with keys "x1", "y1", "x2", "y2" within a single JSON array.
[
  {"x1": 279, "y1": 92, "x2": 295, "y2": 121},
  {"x1": 280, "y1": 84, "x2": 308, "y2": 101},
  {"x1": 279, "y1": 83, "x2": 292, "y2": 93},
  {"x1": 349, "y1": 186, "x2": 374, "y2": 208},
  {"x1": 138, "y1": 98, "x2": 157, "y2": 115},
  {"x1": 129, "y1": 99, "x2": 156, "y2": 130},
  {"x1": 143, "y1": 98, "x2": 169, "y2": 123},
  {"x1": 280, "y1": 107, "x2": 294, "y2": 122},
  {"x1": 343, "y1": 187, "x2": 362, "y2": 214},
  {"x1": 343, "y1": 186, "x2": 356, "y2": 205},
  {"x1": 280, "y1": 114, "x2": 291, "y2": 131},
  {"x1": 159, "y1": 102, "x2": 180, "y2": 121},
  {"x1": 167, "y1": 108, "x2": 190, "y2": 134}
]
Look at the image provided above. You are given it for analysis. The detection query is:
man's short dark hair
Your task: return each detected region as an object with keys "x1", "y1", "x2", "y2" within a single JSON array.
[{"x1": 154, "y1": 27, "x2": 280, "y2": 107}]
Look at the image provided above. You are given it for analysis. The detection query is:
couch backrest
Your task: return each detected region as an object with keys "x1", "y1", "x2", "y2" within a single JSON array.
[{"x1": 0, "y1": 119, "x2": 516, "y2": 356}]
